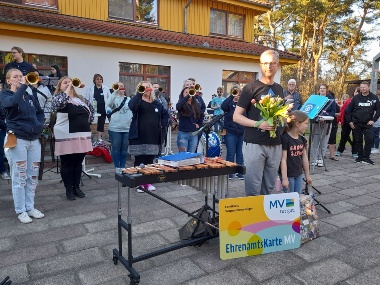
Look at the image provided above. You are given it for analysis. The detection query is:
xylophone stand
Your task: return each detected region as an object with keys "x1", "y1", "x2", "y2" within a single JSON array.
[{"x1": 113, "y1": 181, "x2": 220, "y2": 285}]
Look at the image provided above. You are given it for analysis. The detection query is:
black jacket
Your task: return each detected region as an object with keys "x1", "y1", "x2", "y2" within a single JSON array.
[{"x1": 347, "y1": 92, "x2": 380, "y2": 125}]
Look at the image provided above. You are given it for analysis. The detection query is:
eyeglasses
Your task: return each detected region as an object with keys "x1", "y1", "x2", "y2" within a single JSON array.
[
  {"x1": 260, "y1": 62, "x2": 278, "y2": 66},
  {"x1": 11, "y1": 51, "x2": 19, "y2": 54}
]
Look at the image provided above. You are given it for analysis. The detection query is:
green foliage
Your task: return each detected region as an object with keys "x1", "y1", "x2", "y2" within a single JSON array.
[{"x1": 255, "y1": 0, "x2": 379, "y2": 96}]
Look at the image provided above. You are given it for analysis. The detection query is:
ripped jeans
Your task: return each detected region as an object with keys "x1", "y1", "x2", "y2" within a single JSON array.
[{"x1": 6, "y1": 138, "x2": 41, "y2": 214}]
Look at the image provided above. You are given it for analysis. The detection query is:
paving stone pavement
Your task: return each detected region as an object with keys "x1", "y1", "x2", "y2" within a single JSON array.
[{"x1": 1, "y1": 149, "x2": 380, "y2": 285}]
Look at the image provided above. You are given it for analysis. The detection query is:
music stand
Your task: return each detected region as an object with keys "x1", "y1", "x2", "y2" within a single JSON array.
[
  {"x1": 191, "y1": 114, "x2": 225, "y2": 157},
  {"x1": 300, "y1": 95, "x2": 332, "y2": 213},
  {"x1": 40, "y1": 76, "x2": 60, "y2": 87}
]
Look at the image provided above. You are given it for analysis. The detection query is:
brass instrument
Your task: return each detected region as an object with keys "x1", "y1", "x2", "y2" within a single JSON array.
[
  {"x1": 158, "y1": 87, "x2": 164, "y2": 92},
  {"x1": 136, "y1": 85, "x2": 152, "y2": 94},
  {"x1": 25, "y1": 72, "x2": 39, "y2": 85},
  {"x1": 231, "y1": 88, "x2": 239, "y2": 96},
  {"x1": 112, "y1": 83, "x2": 120, "y2": 91},
  {"x1": 188, "y1": 88, "x2": 196, "y2": 96},
  {"x1": 72, "y1": 78, "x2": 82, "y2": 88},
  {"x1": 194, "y1": 84, "x2": 201, "y2": 91}
]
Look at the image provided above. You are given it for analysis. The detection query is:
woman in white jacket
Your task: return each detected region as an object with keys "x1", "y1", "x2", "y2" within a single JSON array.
[
  {"x1": 85, "y1": 74, "x2": 111, "y2": 140},
  {"x1": 106, "y1": 82, "x2": 133, "y2": 173}
]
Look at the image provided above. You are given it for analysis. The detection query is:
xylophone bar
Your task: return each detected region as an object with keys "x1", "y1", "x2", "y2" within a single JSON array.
[{"x1": 176, "y1": 175, "x2": 227, "y2": 199}]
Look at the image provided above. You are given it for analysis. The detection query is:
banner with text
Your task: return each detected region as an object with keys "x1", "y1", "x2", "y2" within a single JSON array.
[{"x1": 219, "y1": 193, "x2": 301, "y2": 260}]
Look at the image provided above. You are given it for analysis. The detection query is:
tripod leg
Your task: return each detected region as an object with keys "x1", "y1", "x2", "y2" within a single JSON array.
[{"x1": 313, "y1": 197, "x2": 331, "y2": 213}]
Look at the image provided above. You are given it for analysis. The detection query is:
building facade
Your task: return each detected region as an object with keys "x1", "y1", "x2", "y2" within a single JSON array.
[{"x1": 0, "y1": 0, "x2": 299, "y2": 103}]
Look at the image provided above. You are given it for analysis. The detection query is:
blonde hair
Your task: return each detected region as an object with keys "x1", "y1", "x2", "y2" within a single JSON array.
[
  {"x1": 137, "y1": 81, "x2": 156, "y2": 101},
  {"x1": 341, "y1": 94, "x2": 349, "y2": 101},
  {"x1": 5, "y1": 68, "x2": 22, "y2": 88},
  {"x1": 54, "y1": 76, "x2": 85, "y2": 102}
]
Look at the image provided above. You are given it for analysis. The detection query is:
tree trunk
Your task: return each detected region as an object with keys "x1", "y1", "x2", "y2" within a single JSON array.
[{"x1": 336, "y1": 5, "x2": 368, "y2": 95}]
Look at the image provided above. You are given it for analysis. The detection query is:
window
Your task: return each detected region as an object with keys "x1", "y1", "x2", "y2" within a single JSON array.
[
  {"x1": 0, "y1": 0, "x2": 57, "y2": 8},
  {"x1": 119, "y1": 62, "x2": 170, "y2": 99},
  {"x1": 210, "y1": 9, "x2": 244, "y2": 38},
  {"x1": 109, "y1": 0, "x2": 158, "y2": 25},
  {"x1": 0, "y1": 50, "x2": 67, "y2": 81},
  {"x1": 221, "y1": 70, "x2": 256, "y2": 96}
]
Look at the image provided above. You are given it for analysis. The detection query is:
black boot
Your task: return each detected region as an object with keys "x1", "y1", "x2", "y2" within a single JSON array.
[
  {"x1": 73, "y1": 185, "x2": 85, "y2": 198},
  {"x1": 66, "y1": 186, "x2": 76, "y2": 200}
]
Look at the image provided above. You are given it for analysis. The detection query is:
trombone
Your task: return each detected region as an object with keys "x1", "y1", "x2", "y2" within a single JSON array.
[
  {"x1": 25, "y1": 72, "x2": 39, "y2": 85},
  {"x1": 231, "y1": 88, "x2": 240, "y2": 96}
]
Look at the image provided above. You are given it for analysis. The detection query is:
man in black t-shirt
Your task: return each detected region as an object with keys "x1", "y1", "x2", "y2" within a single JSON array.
[{"x1": 233, "y1": 50, "x2": 284, "y2": 196}]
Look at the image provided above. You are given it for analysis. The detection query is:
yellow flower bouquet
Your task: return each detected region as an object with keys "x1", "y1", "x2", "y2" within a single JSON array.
[{"x1": 251, "y1": 95, "x2": 294, "y2": 138}]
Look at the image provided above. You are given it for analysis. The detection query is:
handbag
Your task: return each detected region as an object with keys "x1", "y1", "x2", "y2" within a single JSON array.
[
  {"x1": 178, "y1": 206, "x2": 217, "y2": 241},
  {"x1": 300, "y1": 194, "x2": 319, "y2": 244},
  {"x1": 4, "y1": 131, "x2": 17, "y2": 148}
]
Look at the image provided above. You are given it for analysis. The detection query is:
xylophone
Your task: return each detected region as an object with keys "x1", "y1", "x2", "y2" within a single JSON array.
[
  {"x1": 113, "y1": 158, "x2": 245, "y2": 285},
  {"x1": 118, "y1": 158, "x2": 244, "y2": 198}
]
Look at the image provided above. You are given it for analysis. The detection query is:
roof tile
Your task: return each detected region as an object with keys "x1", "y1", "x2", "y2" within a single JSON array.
[{"x1": 0, "y1": 5, "x2": 299, "y2": 60}]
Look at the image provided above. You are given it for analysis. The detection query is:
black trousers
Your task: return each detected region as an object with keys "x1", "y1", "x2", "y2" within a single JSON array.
[
  {"x1": 134, "y1": 155, "x2": 155, "y2": 167},
  {"x1": 352, "y1": 124, "x2": 373, "y2": 160},
  {"x1": 337, "y1": 122, "x2": 357, "y2": 154},
  {"x1": 60, "y1": 153, "x2": 86, "y2": 187}
]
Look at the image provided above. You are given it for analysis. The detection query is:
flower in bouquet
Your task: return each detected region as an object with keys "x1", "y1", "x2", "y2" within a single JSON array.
[{"x1": 251, "y1": 95, "x2": 294, "y2": 138}]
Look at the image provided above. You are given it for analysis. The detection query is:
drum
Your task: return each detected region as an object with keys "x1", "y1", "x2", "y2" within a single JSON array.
[{"x1": 198, "y1": 131, "x2": 221, "y2": 157}]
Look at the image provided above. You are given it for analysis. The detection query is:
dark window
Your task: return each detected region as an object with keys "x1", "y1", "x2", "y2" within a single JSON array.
[
  {"x1": 210, "y1": 9, "x2": 244, "y2": 38},
  {"x1": 0, "y1": 50, "x2": 67, "y2": 81},
  {"x1": 221, "y1": 70, "x2": 256, "y2": 96},
  {"x1": 0, "y1": 0, "x2": 57, "y2": 8},
  {"x1": 109, "y1": 0, "x2": 158, "y2": 25},
  {"x1": 119, "y1": 62, "x2": 170, "y2": 99}
]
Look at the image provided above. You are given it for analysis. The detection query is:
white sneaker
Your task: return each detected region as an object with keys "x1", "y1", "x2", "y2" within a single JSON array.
[
  {"x1": 27, "y1": 209, "x2": 45, "y2": 219},
  {"x1": 146, "y1": 184, "x2": 156, "y2": 191},
  {"x1": 317, "y1": 159, "x2": 324, "y2": 167},
  {"x1": 18, "y1": 212, "x2": 32, "y2": 223},
  {"x1": 0, "y1": 172, "x2": 10, "y2": 180},
  {"x1": 371, "y1": 148, "x2": 379, "y2": 154}
]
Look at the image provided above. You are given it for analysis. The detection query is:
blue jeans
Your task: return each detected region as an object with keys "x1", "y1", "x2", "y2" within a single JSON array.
[
  {"x1": 280, "y1": 175, "x2": 303, "y2": 194},
  {"x1": 213, "y1": 119, "x2": 224, "y2": 133},
  {"x1": 177, "y1": 131, "x2": 198, "y2": 153},
  {"x1": 6, "y1": 137, "x2": 41, "y2": 214},
  {"x1": 225, "y1": 131, "x2": 244, "y2": 165},
  {"x1": 372, "y1": 126, "x2": 379, "y2": 149},
  {"x1": 0, "y1": 129, "x2": 6, "y2": 173},
  {"x1": 109, "y1": 130, "x2": 129, "y2": 168}
]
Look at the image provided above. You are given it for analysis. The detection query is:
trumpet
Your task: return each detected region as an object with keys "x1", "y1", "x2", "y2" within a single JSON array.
[
  {"x1": 231, "y1": 88, "x2": 239, "y2": 96},
  {"x1": 25, "y1": 72, "x2": 39, "y2": 85},
  {"x1": 188, "y1": 88, "x2": 196, "y2": 96},
  {"x1": 158, "y1": 87, "x2": 164, "y2": 92},
  {"x1": 112, "y1": 83, "x2": 120, "y2": 91},
  {"x1": 72, "y1": 78, "x2": 84, "y2": 88},
  {"x1": 136, "y1": 85, "x2": 152, "y2": 94},
  {"x1": 194, "y1": 84, "x2": 201, "y2": 91}
]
